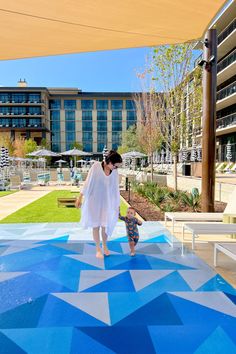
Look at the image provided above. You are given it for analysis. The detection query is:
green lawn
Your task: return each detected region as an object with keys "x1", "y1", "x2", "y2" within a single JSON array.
[
  {"x1": 0, "y1": 190, "x2": 18, "y2": 198},
  {"x1": 0, "y1": 190, "x2": 128, "y2": 223}
]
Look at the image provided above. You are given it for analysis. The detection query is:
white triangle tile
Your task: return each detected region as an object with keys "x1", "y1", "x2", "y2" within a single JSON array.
[
  {"x1": 130, "y1": 270, "x2": 174, "y2": 291},
  {"x1": 53, "y1": 292, "x2": 110, "y2": 325},
  {"x1": 79, "y1": 270, "x2": 125, "y2": 291},
  {"x1": 169, "y1": 292, "x2": 236, "y2": 318},
  {"x1": 178, "y1": 270, "x2": 216, "y2": 291},
  {"x1": 0, "y1": 272, "x2": 28, "y2": 283}
]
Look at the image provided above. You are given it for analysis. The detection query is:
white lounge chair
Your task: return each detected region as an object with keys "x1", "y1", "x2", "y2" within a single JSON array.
[
  {"x1": 165, "y1": 212, "x2": 223, "y2": 233},
  {"x1": 182, "y1": 222, "x2": 236, "y2": 254},
  {"x1": 214, "y1": 242, "x2": 236, "y2": 266}
]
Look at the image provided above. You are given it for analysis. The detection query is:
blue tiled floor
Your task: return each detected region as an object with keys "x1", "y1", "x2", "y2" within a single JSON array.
[{"x1": 0, "y1": 222, "x2": 236, "y2": 354}]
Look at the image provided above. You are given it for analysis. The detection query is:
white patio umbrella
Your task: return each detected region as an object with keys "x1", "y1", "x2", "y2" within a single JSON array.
[
  {"x1": 55, "y1": 159, "x2": 67, "y2": 168},
  {"x1": 61, "y1": 148, "x2": 91, "y2": 167},
  {"x1": 28, "y1": 149, "x2": 61, "y2": 157},
  {"x1": 121, "y1": 151, "x2": 147, "y2": 159}
]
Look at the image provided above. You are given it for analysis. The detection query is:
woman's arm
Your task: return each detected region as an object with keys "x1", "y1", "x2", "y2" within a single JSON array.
[{"x1": 75, "y1": 193, "x2": 83, "y2": 208}]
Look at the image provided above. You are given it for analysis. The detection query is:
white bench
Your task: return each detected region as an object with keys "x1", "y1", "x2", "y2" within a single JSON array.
[
  {"x1": 165, "y1": 212, "x2": 223, "y2": 233},
  {"x1": 214, "y1": 243, "x2": 236, "y2": 266},
  {"x1": 182, "y1": 222, "x2": 236, "y2": 254}
]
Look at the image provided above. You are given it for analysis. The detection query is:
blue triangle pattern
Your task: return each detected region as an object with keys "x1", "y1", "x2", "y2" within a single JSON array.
[
  {"x1": 0, "y1": 231, "x2": 235, "y2": 353},
  {"x1": 143, "y1": 235, "x2": 168, "y2": 243},
  {"x1": 84, "y1": 271, "x2": 135, "y2": 293}
]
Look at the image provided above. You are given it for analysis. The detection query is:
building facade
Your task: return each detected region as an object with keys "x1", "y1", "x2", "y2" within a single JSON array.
[
  {"x1": 0, "y1": 82, "x2": 137, "y2": 154},
  {"x1": 213, "y1": 1, "x2": 236, "y2": 162}
]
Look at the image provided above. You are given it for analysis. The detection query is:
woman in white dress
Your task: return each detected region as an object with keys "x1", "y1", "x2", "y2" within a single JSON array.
[{"x1": 75, "y1": 151, "x2": 122, "y2": 258}]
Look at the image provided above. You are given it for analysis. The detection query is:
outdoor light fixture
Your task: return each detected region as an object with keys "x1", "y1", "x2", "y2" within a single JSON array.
[{"x1": 197, "y1": 55, "x2": 215, "y2": 71}]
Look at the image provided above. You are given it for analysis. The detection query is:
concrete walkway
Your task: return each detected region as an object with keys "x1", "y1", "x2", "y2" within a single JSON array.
[{"x1": 0, "y1": 185, "x2": 75, "y2": 220}]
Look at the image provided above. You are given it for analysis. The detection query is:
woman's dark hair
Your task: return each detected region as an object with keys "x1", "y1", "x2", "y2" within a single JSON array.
[{"x1": 105, "y1": 150, "x2": 122, "y2": 164}]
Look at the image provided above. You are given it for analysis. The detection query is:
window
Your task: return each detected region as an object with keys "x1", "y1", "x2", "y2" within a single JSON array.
[
  {"x1": 28, "y1": 93, "x2": 41, "y2": 103},
  {"x1": 49, "y1": 100, "x2": 61, "y2": 109},
  {"x1": 65, "y1": 111, "x2": 75, "y2": 120},
  {"x1": 83, "y1": 132, "x2": 93, "y2": 140},
  {"x1": 97, "y1": 111, "x2": 107, "y2": 121},
  {"x1": 52, "y1": 131, "x2": 61, "y2": 142},
  {"x1": 97, "y1": 132, "x2": 107, "y2": 141},
  {"x1": 12, "y1": 93, "x2": 27, "y2": 103},
  {"x1": 66, "y1": 131, "x2": 75, "y2": 144},
  {"x1": 12, "y1": 119, "x2": 26, "y2": 127},
  {"x1": 52, "y1": 143, "x2": 60, "y2": 152},
  {"x1": 111, "y1": 100, "x2": 123, "y2": 110},
  {"x1": 28, "y1": 107, "x2": 41, "y2": 115},
  {"x1": 66, "y1": 121, "x2": 75, "y2": 131},
  {"x1": 83, "y1": 142, "x2": 93, "y2": 152},
  {"x1": 64, "y1": 100, "x2": 76, "y2": 110},
  {"x1": 112, "y1": 111, "x2": 122, "y2": 120},
  {"x1": 97, "y1": 143, "x2": 106, "y2": 152},
  {"x1": 0, "y1": 118, "x2": 10, "y2": 126},
  {"x1": 81, "y1": 100, "x2": 93, "y2": 110},
  {"x1": 29, "y1": 118, "x2": 41, "y2": 127},
  {"x1": 82, "y1": 111, "x2": 92, "y2": 120},
  {"x1": 96, "y1": 100, "x2": 108, "y2": 109},
  {"x1": 112, "y1": 121, "x2": 122, "y2": 131},
  {"x1": 97, "y1": 121, "x2": 107, "y2": 131},
  {"x1": 50, "y1": 111, "x2": 60, "y2": 121},
  {"x1": 0, "y1": 93, "x2": 10, "y2": 103},
  {"x1": 82, "y1": 121, "x2": 93, "y2": 131},
  {"x1": 126, "y1": 100, "x2": 135, "y2": 110},
  {"x1": 51, "y1": 121, "x2": 60, "y2": 130},
  {"x1": 0, "y1": 107, "x2": 10, "y2": 114}
]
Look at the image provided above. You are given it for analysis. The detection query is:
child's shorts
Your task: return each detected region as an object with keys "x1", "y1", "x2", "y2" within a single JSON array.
[{"x1": 128, "y1": 234, "x2": 139, "y2": 245}]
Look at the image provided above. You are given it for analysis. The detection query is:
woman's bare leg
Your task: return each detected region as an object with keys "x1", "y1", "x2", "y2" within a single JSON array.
[
  {"x1": 93, "y1": 227, "x2": 103, "y2": 258},
  {"x1": 101, "y1": 227, "x2": 110, "y2": 256}
]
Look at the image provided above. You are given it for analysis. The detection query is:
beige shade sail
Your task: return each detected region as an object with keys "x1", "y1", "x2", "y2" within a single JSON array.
[{"x1": 0, "y1": 0, "x2": 228, "y2": 60}]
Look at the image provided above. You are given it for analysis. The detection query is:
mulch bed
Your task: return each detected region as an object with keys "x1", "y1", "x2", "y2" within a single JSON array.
[{"x1": 121, "y1": 190, "x2": 227, "y2": 221}]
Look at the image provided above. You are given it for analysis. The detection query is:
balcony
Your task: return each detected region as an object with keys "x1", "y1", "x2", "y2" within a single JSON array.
[
  {"x1": 217, "y1": 48, "x2": 236, "y2": 85},
  {"x1": 218, "y1": 18, "x2": 236, "y2": 60},
  {"x1": 0, "y1": 112, "x2": 44, "y2": 117},
  {"x1": 216, "y1": 81, "x2": 236, "y2": 111},
  {"x1": 216, "y1": 112, "x2": 236, "y2": 136},
  {"x1": 0, "y1": 100, "x2": 45, "y2": 105}
]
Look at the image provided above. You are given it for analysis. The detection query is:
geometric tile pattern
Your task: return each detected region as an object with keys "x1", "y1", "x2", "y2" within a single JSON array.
[{"x1": 0, "y1": 222, "x2": 236, "y2": 353}]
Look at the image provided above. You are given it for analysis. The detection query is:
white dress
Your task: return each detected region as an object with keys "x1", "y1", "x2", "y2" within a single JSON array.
[{"x1": 80, "y1": 162, "x2": 120, "y2": 237}]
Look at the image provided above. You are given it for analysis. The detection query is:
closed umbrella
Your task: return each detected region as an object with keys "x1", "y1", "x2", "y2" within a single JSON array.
[{"x1": 103, "y1": 146, "x2": 108, "y2": 161}]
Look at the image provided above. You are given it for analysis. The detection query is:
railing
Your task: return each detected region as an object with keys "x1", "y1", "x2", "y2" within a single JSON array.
[
  {"x1": 0, "y1": 112, "x2": 44, "y2": 116},
  {"x1": 216, "y1": 112, "x2": 236, "y2": 129},
  {"x1": 217, "y1": 48, "x2": 236, "y2": 73},
  {"x1": 218, "y1": 18, "x2": 236, "y2": 45},
  {"x1": 0, "y1": 100, "x2": 44, "y2": 104},
  {"x1": 0, "y1": 122, "x2": 45, "y2": 129},
  {"x1": 217, "y1": 81, "x2": 236, "y2": 101}
]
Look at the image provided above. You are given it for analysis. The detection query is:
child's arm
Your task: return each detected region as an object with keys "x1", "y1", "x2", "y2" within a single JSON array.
[
  {"x1": 119, "y1": 213, "x2": 126, "y2": 221},
  {"x1": 135, "y1": 218, "x2": 142, "y2": 226}
]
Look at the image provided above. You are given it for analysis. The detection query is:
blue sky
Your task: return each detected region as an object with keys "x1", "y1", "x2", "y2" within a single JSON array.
[{"x1": 0, "y1": 48, "x2": 151, "y2": 92}]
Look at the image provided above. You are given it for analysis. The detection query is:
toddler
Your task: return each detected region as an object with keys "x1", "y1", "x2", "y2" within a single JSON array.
[{"x1": 119, "y1": 207, "x2": 142, "y2": 256}]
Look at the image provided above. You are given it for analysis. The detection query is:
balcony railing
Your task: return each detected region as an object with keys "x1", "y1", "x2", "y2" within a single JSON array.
[
  {"x1": 218, "y1": 18, "x2": 236, "y2": 45},
  {"x1": 216, "y1": 112, "x2": 236, "y2": 129},
  {"x1": 0, "y1": 100, "x2": 44, "y2": 104},
  {"x1": 0, "y1": 123, "x2": 45, "y2": 129},
  {"x1": 0, "y1": 112, "x2": 44, "y2": 116},
  {"x1": 217, "y1": 81, "x2": 236, "y2": 101},
  {"x1": 217, "y1": 48, "x2": 236, "y2": 73}
]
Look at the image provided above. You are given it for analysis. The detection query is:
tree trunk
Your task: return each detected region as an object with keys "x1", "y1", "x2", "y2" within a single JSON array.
[
  {"x1": 150, "y1": 153, "x2": 153, "y2": 182},
  {"x1": 173, "y1": 153, "x2": 178, "y2": 191}
]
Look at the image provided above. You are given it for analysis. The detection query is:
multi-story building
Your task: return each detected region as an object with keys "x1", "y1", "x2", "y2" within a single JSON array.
[
  {"x1": 0, "y1": 80, "x2": 137, "y2": 155},
  {"x1": 213, "y1": 1, "x2": 236, "y2": 162}
]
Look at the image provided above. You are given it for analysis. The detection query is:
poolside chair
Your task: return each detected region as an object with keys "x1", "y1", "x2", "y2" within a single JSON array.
[
  {"x1": 37, "y1": 172, "x2": 50, "y2": 185},
  {"x1": 214, "y1": 242, "x2": 236, "y2": 266},
  {"x1": 9, "y1": 175, "x2": 21, "y2": 189}
]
